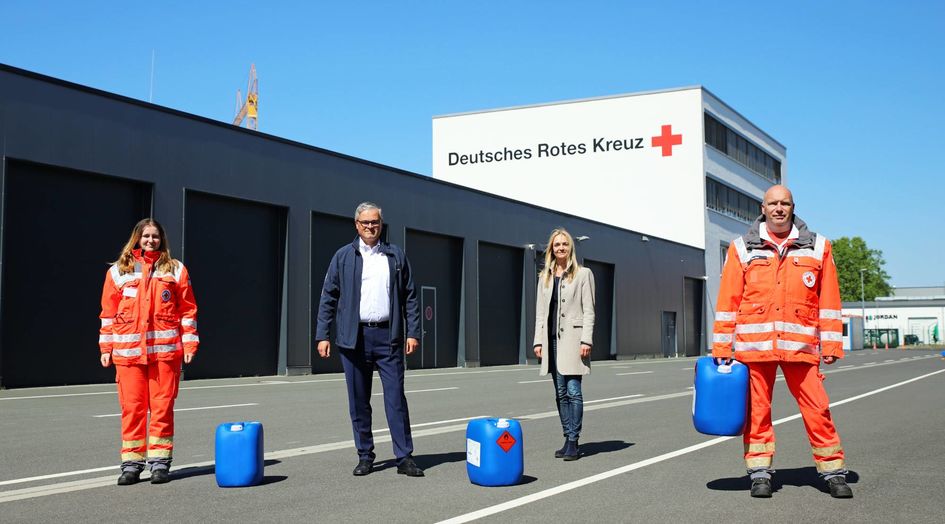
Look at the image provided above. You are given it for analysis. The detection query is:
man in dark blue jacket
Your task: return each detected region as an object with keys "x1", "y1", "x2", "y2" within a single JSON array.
[{"x1": 316, "y1": 202, "x2": 424, "y2": 477}]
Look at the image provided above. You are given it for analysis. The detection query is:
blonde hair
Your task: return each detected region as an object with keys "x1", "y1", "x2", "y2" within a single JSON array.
[
  {"x1": 541, "y1": 228, "x2": 580, "y2": 286},
  {"x1": 113, "y1": 218, "x2": 178, "y2": 275}
]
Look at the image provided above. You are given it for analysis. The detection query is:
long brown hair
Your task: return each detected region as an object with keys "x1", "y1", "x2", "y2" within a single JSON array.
[
  {"x1": 541, "y1": 228, "x2": 580, "y2": 286},
  {"x1": 113, "y1": 218, "x2": 178, "y2": 275}
]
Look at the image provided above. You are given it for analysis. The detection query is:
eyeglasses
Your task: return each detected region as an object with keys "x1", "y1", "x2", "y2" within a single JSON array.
[{"x1": 357, "y1": 220, "x2": 381, "y2": 227}]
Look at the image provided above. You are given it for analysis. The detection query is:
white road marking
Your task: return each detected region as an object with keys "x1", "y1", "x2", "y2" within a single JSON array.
[
  {"x1": 0, "y1": 391, "x2": 117, "y2": 400},
  {"x1": 517, "y1": 379, "x2": 548, "y2": 384},
  {"x1": 0, "y1": 393, "x2": 689, "y2": 493},
  {"x1": 372, "y1": 387, "x2": 457, "y2": 396},
  {"x1": 93, "y1": 403, "x2": 258, "y2": 418},
  {"x1": 584, "y1": 394, "x2": 644, "y2": 404},
  {"x1": 839, "y1": 365, "x2": 854, "y2": 369},
  {"x1": 2, "y1": 356, "x2": 940, "y2": 500},
  {"x1": 376, "y1": 415, "x2": 486, "y2": 433},
  {"x1": 437, "y1": 368, "x2": 945, "y2": 523},
  {"x1": 617, "y1": 371, "x2": 653, "y2": 376}
]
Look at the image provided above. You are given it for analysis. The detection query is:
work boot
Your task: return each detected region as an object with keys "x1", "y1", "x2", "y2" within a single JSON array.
[
  {"x1": 554, "y1": 438, "x2": 569, "y2": 458},
  {"x1": 750, "y1": 478, "x2": 772, "y2": 498},
  {"x1": 826, "y1": 476, "x2": 853, "y2": 498},
  {"x1": 562, "y1": 439, "x2": 580, "y2": 461},
  {"x1": 150, "y1": 469, "x2": 170, "y2": 484},
  {"x1": 117, "y1": 470, "x2": 140, "y2": 486}
]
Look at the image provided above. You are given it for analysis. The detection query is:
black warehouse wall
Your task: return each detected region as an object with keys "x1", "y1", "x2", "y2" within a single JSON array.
[{"x1": 0, "y1": 64, "x2": 706, "y2": 388}]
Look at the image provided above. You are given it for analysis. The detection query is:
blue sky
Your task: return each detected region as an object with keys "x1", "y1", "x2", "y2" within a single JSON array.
[{"x1": 2, "y1": 1, "x2": 943, "y2": 287}]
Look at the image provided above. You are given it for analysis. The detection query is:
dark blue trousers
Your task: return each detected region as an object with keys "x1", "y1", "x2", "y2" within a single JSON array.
[{"x1": 339, "y1": 325, "x2": 414, "y2": 463}]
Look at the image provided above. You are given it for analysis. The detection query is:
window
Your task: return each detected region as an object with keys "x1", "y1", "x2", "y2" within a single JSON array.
[
  {"x1": 703, "y1": 113, "x2": 782, "y2": 184},
  {"x1": 720, "y1": 241, "x2": 730, "y2": 269},
  {"x1": 705, "y1": 177, "x2": 762, "y2": 223}
]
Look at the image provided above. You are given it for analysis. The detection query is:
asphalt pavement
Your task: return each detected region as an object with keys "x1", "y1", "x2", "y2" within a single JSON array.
[{"x1": 1, "y1": 348, "x2": 943, "y2": 523}]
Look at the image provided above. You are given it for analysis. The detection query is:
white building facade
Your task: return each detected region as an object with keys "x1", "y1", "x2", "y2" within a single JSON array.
[
  {"x1": 433, "y1": 87, "x2": 786, "y2": 353},
  {"x1": 842, "y1": 287, "x2": 945, "y2": 347}
]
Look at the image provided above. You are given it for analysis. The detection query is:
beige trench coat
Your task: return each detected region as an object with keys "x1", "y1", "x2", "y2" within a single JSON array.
[{"x1": 534, "y1": 266, "x2": 595, "y2": 376}]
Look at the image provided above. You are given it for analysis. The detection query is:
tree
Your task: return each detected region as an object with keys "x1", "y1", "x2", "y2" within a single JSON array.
[{"x1": 832, "y1": 236, "x2": 892, "y2": 302}]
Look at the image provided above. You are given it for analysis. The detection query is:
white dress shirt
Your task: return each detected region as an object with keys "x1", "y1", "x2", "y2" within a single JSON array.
[{"x1": 358, "y1": 239, "x2": 391, "y2": 322}]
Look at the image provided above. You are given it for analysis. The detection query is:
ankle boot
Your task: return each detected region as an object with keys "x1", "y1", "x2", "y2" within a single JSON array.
[
  {"x1": 562, "y1": 439, "x2": 580, "y2": 461},
  {"x1": 554, "y1": 438, "x2": 569, "y2": 458}
]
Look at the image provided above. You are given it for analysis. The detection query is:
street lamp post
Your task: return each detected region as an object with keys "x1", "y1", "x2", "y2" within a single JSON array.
[{"x1": 860, "y1": 268, "x2": 867, "y2": 348}]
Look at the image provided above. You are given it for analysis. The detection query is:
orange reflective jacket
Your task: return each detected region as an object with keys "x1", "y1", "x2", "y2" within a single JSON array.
[
  {"x1": 99, "y1": 250, "x2": 199, "y2": 365},
  {"x1": 712, "y1": 217, "x2": 843, "y2": 364}
]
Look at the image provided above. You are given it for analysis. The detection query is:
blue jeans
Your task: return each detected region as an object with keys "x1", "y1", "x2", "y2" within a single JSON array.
[{"x1": 552, "y1": 372, "x2": 583, "y2": 440}]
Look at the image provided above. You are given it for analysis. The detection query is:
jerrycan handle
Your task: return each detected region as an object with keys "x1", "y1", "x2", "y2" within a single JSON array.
[{"x1": 496, "y1": 418, "x2": 510, "y2": 428}]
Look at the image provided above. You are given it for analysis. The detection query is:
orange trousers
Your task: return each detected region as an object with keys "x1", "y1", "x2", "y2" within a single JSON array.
[
  {"x1": 115, "y1": 356, "x2": 181, "y2": 467},
  {"x1": 743, "y1": 361, "x2": 845, "y2": 474}
]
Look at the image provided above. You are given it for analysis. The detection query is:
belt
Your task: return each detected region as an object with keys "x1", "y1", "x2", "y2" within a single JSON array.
[{"x1": 360, "y1": 320, "x2": 390, "y2": 328}]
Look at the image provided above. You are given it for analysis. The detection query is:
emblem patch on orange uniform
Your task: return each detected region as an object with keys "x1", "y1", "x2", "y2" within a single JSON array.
[{"x1": 802, "y1": 271, "x2": 816, "y2": 288}]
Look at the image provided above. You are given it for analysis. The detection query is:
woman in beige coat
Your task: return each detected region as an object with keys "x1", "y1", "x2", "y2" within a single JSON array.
[{"x1": 533, "y1": 228, "x2": 595, "y2": 460}]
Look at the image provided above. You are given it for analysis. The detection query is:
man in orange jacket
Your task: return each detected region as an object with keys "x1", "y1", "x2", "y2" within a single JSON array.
[{"x1": 712, "y1": 185, "x2": 852, "y2": 499}]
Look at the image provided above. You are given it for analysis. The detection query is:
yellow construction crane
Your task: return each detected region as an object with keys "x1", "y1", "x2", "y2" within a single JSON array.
[{"x1": 233, "y1": 64, "x2": 258, "y2": 129}]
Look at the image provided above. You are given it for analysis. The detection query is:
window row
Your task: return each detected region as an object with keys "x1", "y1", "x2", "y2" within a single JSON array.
[
  {"x1": 706, "y1": 177, "x2": 761, "y2": 223},
  {"x1": 704, "y1": 113, "x2": 781, "y2": 183}
]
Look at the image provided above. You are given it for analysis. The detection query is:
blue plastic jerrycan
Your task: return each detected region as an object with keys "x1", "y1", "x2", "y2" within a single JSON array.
[
  {"x1": 466, "y1": 418, "x2": 524, "y2": 486},
  {"x1": 692, "y1": 357, "x2": 749, "y2": 436},
  {"x1": 215, "y1": 421, "x2": 264, "y2": 487}
]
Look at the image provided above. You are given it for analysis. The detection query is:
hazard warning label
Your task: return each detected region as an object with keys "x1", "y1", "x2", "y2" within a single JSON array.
[{"x1": 496, "y1": 430, "x2": 516, "y2": 452}]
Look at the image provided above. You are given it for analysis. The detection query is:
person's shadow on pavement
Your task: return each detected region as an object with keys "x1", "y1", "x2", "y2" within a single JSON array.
[{"x1": 707, "y1": 466, "x2": 859, "y2": 494}]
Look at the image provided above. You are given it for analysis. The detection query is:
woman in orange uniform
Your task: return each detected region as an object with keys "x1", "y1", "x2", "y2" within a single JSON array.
[{"x1": 98, "y1": 218, "x2": 199, "y2": 485}]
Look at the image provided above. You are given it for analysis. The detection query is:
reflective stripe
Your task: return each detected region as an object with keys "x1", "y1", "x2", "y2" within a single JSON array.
[
  {"x1": 733, "y1": 341, "x2": 773, "y2": 351},
  {"x1": 774, "y1": 321, "x2": 818, "y2": 336},
  {"x1": 821, "y1": 331, "x2": 843, "y2": 342},
  {"x1": 122, "y1": 439, "x2": 145, "y2": 448},
  {"x1": 747, "y1": 249, "x2": 775, "y2": 259},
  {"x1": 746, "y1": 457, "x2": 772, "y2": 468},
  {"x1": 814, "y1": 234, "x2": 826, "y2": 259},
  {"x1": 146, "y1": 329, "x2": 178, "y2": 340},
  {"x1": 815, "y1": 459, "x2": 846, "y2": 473},
  {"x1": 788, "y1": 248, "x2": 818, "y2": 260},
  {"x1": 148, "y1": 449, "x2": 173, "y2": 458},
  {"x1": 148, "y1": 436, "x2": 174, "y2": 446},
  {"x1": 101, "y1": 318, "x2": 114, "y2": 327},
  {"x1": 147, "y1": 344, "x2": 178, "y2": 354},
  {"x1": 715, "y1": 311, "x2": 736, "y2": 322},
  {"x1": 735, "y1": 322, "x2": 774, "y2": 334},
  {"x1": 744, "y1": 442, "x2": 776, "y2": 453},
  {"x1": 820, "y1": 309, "x2": 842, "y2": 320},
  {"x1": 713, "y1": 333, "x2": 733, "y2": 343},
  {"x1": 121, "y1": 451, "x2": 146, "y2": 461},
  {"x1": 777, "y1": 340, "x2": 818, "y2": 352},
  {"x1": 733, "y1": 237, "x2": 749, "y2": 264},
  {"x1": 181, "y1": 318, "x2": 197, "y2": 328},
  {"x1": 113, "y1": 348, "x2": 142, "y2": 357},
  {"x1": 812, "y1": 444, "x2": 843, "y2": 457},
  {"x1": 109, "y1": 265, "x2": 142, "y2": 287},
  {"x1": 734, "y1": 321, "x2": 817, "y2": 335},
  {"x1": 181, "y1": 334, "x2": 200, "y2": 343},
  {"x1": 790, "y1": 236, "x2": 826, "y2": 262},
  {"x1": 112, "y1": 333, "x2": 142, "y2": 343},
  {"x1": 99, "y1": 334, "x2": 114, "y2": 343}
]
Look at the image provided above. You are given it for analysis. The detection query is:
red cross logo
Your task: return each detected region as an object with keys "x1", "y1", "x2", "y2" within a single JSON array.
[{"x1": 651, "y1": 124, "x2": 682, "y2": 157}]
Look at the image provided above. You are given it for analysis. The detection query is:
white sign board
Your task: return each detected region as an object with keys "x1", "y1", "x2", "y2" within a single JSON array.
[{"x1": 433, "y1": 89, "x2": 705, "y2": 248}]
